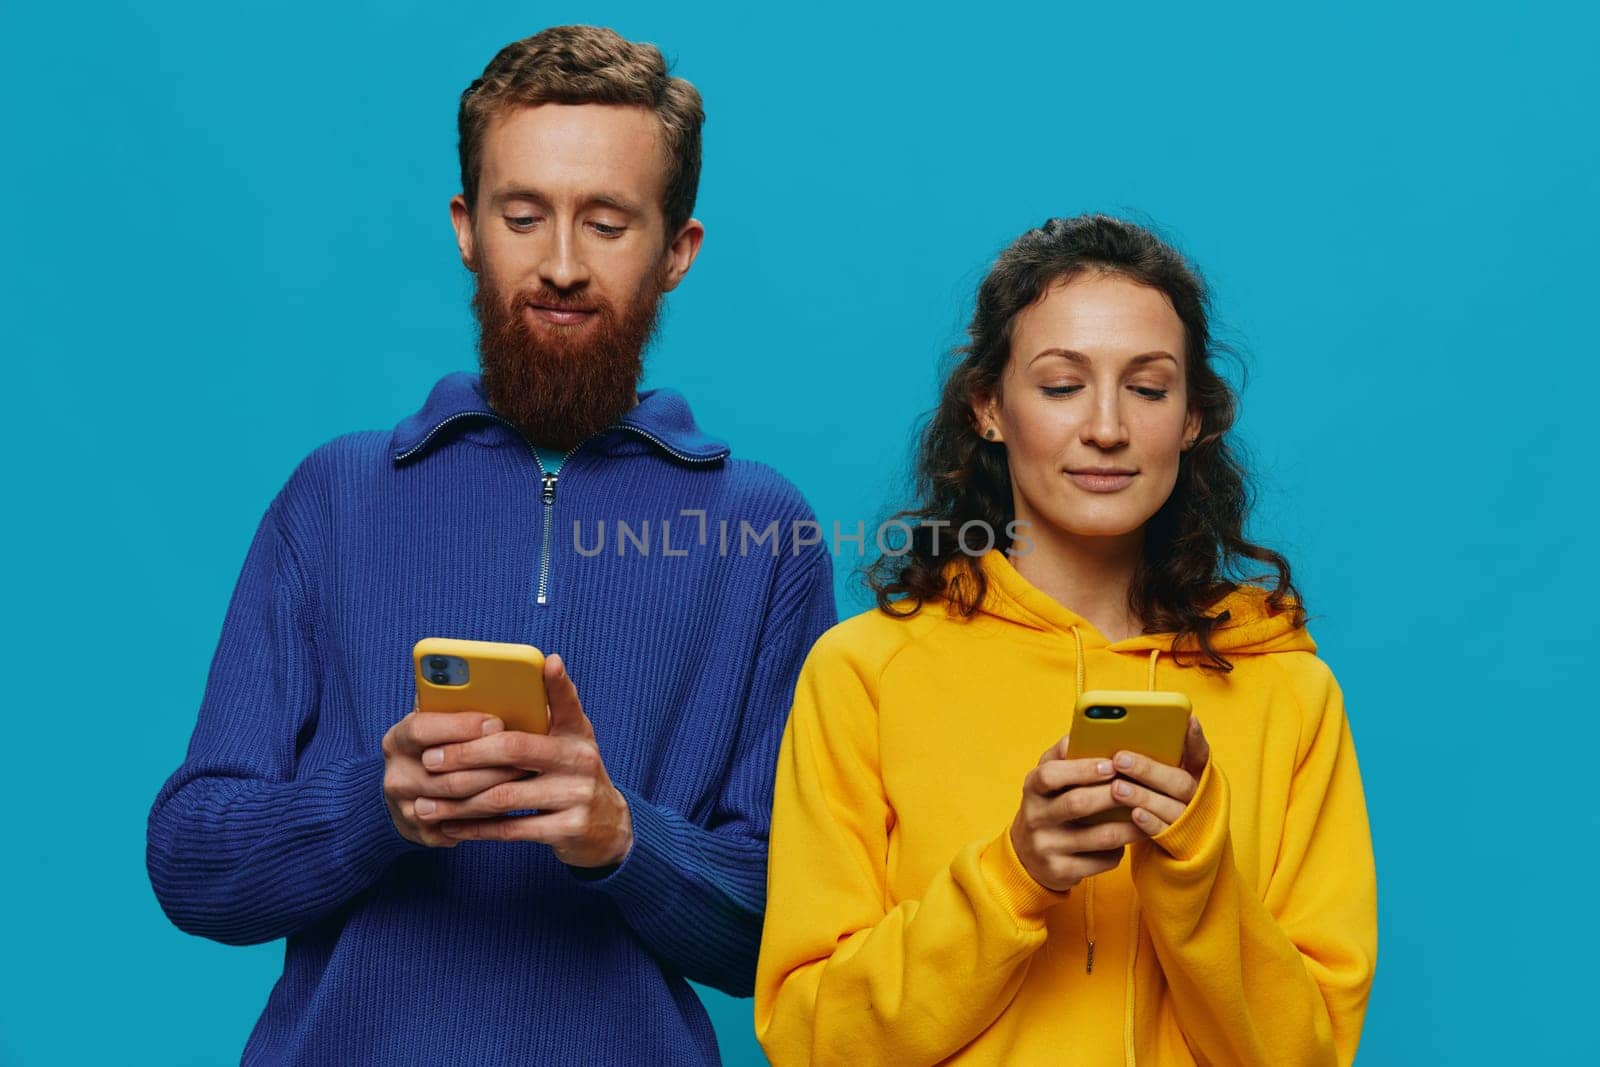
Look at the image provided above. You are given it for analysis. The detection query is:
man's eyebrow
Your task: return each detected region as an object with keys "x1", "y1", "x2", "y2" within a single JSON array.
[
  {"x1": 491, "y1": 188, "x2": 643, "y2": 215},
  {"x1": 587, "y1": 194, "x2": 643, "y2": 215},
  {"x1": 1027, "y1": 348, "x2": 1179, "y2": 368}
]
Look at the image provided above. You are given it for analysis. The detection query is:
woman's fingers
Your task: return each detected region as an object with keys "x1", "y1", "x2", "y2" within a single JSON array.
[
  {"x1": 1111, "y1": 777, "x2": 1187, "y2": 826},
  {"x1": 1035, "y1": 782, "x2": 1121, "y2": 824},
  {"x1": 1180, "y1": 716, "x2": 1211, "y2": 779},
  {"x1": 1028, "y1": 756, "x2": 1116, "y2": 796},
  {"x1": 1111, "y1": 749, "x2": 1197, "y2": 804}
]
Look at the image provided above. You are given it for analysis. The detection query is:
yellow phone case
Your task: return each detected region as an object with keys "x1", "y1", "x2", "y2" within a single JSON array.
[
  {"x1": 1065, "y1": 689, "x2": 1193, "y2": 823},
  {"x1": 412, "y1": 638, "x2": 549, "y2": 734}
]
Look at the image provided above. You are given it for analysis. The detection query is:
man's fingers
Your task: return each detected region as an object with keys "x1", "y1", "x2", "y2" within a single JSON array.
[
  {"x1": 415, "y1": 765, "x2": 527, "y2": 800},
  {"x1": 422, "y1": 730, "x2": 592, "y2": 775},
  {"x1": 389, "y1": 710, "x2": 503, "y2": 755},
  {"x1": 416, "y1": 775, "x2": 593, "y2": 822},
  {"x1": 439, "y1": 811, "x2": 574, "y2": 844},
  {"x1": 543, "y1": 654, "x2": 594, "y2": 739}
]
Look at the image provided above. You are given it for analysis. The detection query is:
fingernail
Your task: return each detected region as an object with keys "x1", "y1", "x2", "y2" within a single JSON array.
[
  {"x1": 415, "y1": 798, "x2": 435, "y2": 815},
  {"x1": 423, "y1": 748, "x2": 443, "y2": 768},
  {"x1": 1096, "y1": 760, "x2": 1113, "y2": 776},
  {"x1": 1115, "y1": 753, "x2": 1134, "y2": 770},
  {"x1": 1114, "y1": 781, "x2": 1131, "y2": 798},
  {"x1": 481, "y1": 718, "x2": 503, "y2": 736}
]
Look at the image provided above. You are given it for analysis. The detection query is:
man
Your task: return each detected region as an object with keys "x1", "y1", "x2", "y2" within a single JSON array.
[{"x1": 147, "y1": 26, "x2": 834, "y2": 1065}]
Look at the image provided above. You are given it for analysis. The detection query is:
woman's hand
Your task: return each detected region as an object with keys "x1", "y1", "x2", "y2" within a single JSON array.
[
  {"x1": 1009, "y1": 736, "x2": 1145, "y2": 892},
  {"x1": 1110, "y1": 715, "x2": 1211, "y2": 837}
]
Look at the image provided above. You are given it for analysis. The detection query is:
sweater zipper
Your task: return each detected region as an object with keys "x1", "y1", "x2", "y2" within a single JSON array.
[
  {"x1": 533, "y1": 444, "x2": 581, "y2": 607},
  {"x1": 399, "y1": 413, "x2": 726, "y2": 606},
  {"x1": 532, "y1": 428, "x2": 723, "y2": 604}
]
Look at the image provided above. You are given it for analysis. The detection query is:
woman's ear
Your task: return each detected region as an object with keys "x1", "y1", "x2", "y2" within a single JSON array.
[
  {"x1": 971, "y1": 389, "x2": 1002, "y2": 443},
  {"x1": 1182, "y1": 406, "x2": 1202, "y2": 450}
]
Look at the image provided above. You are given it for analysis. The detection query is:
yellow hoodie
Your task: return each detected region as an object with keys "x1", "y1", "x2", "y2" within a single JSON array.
[{"x1": 755, "y1": 549, "x2": 1376, "y2": 1065}]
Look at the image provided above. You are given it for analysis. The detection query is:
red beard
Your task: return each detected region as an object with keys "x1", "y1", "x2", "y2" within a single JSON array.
[{"x1": 473, "y1": 271, "x2": 663, "y2": 451}]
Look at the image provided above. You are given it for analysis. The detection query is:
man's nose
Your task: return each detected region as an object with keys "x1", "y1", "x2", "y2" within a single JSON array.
[{"x1": 537, "y1": 228, "x2": 590, "y2": 291}]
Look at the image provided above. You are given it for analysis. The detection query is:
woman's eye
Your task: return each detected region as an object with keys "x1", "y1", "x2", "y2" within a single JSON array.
[
  {"x1": 1041, "y1": 385, "x2": 1083, "y2": 398},
  {"x1": 1131, "y1": 386, "x2": 1170, "y2": 400}
]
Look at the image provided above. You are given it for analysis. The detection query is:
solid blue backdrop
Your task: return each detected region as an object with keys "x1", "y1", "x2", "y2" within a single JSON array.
[{"x1": 3, "y1": 1, "x2": 1594, "y2": 1063}]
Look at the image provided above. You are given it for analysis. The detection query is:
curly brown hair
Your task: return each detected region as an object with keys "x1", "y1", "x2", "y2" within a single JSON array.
[
  {"x1": 867, "y1": 215, "x2": 1304, "y2": 670},
  {"x1": 457, "y1": 25, "x2": 704, "y2": 235}
]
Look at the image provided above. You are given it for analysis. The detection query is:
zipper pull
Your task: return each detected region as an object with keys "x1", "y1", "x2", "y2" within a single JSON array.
[
  {"x1": 1086, "y1": 939, "x2": 1096, "y2": 974},
  {"x1": 540, "y1": 471, "x2": 558, "y2": 506}
]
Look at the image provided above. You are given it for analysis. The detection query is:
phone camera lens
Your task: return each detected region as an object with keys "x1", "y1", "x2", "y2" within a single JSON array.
[
  {"x1": 430, "y1": 671, "x2": 449, "y2": 685},
  {"x1": 429, "y1": 656, "x2": 450, "y2": 671}
]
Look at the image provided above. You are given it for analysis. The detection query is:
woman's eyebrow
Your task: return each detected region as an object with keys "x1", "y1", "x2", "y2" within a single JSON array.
[{"x1": 1027, "y1": 348, "x2": 1179, "y2": 368}]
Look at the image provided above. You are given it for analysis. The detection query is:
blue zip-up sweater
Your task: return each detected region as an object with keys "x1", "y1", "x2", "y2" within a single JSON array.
[{"x1": 147, "y1": 373, "x2": 836, "y2": 1065}]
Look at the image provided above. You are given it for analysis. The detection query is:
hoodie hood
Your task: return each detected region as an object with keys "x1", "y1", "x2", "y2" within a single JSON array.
[{"x1": 961, "y1": 548, "x2": 1315, "y2": 659}]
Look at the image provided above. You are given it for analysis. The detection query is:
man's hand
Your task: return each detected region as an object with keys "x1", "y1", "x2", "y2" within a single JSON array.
[
  {"x1": 381, "y1": 710, "x2": 525, "y2": 847},
  {"x1": 410, "y1": 654, "x2": 634, "y2": 870}
]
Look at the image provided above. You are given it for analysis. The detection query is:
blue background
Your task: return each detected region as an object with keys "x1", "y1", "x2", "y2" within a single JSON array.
[{"x1": 3, "y1": 0, "x2": 1595, "y2": 1062}]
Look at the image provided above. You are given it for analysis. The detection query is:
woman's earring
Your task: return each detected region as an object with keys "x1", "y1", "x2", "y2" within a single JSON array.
[{"x1": 984, "y1": 428, "x2": 997, "y2": 441}]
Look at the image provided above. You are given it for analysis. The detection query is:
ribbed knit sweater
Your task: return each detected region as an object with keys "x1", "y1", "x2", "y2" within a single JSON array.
[{"x1": 147, "y1": 372, "x2": 836, "y2": 1065}]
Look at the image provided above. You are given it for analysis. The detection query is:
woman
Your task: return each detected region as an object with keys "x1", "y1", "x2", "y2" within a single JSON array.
[{"x1": 754, "y1": 216, "x2": 1376, "y2": 1065}]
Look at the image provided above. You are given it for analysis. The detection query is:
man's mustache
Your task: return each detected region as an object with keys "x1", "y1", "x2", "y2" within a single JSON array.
[{"x1": 512, "y1": 287, "x2": 604, "y2": 315}]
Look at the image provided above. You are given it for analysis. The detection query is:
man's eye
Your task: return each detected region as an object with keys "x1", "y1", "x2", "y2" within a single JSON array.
[
  {"x1": 591, "y1": 222, "x2": 626, "y2": 237},
  {"x1": 505, "y1": 216, "x2": 538, "y2": 231}
]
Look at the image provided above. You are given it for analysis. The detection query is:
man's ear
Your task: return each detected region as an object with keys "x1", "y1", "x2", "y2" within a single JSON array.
[
  {"x1": 449, "y1": 193, "x2": 479, "y2": 272},
  {"x1": 659, "y1": 218, "x2": 705, "y2": 293}
]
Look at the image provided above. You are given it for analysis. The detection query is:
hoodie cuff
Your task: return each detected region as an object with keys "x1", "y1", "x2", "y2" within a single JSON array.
[
  {"x1": 1150, "y1": 757, "x2": 1229, "y2": 862},
  {"x1": 978, "y1": 824, "x2": 1073, "y2": 925}
]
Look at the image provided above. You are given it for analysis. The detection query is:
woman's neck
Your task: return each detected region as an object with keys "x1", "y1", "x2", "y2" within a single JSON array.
[{"x1": 1009, "y1": 523, "x2": 1144, "y2": 641}]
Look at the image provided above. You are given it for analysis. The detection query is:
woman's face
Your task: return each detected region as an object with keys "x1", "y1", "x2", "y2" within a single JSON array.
[{"x1": 975, "y1": 272, "x2": 1202, "y2": 545}]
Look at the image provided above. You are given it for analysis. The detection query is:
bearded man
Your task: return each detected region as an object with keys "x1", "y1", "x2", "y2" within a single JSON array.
[{"x1": 147, "y1": 26, "x2": 834, "y2": 1066}]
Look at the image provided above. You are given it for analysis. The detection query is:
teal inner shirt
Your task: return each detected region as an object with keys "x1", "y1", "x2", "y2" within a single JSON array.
[{"x1": 535, "y1": 447, "x2": 565, "y2": 475}]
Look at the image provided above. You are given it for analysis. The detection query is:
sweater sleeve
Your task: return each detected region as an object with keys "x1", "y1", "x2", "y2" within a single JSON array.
[
  {"x1": 579, "y1": 541, "x2": 837, "y2": 996},
  {"x1": 146, "y1": 500, "x2": 422, "y2": 946},
  {"x1": 1130, "y1": 664, "x2": 1378, "y2": 1066},
  {"x1": 755, "y1": 629, "x2": 1072, "y2": 1066}
]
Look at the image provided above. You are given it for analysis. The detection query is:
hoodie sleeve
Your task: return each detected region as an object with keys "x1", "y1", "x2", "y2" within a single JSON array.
[
  {"x1": 578, "y1": 537, "x2": 837, "y2": 997},
  {"x1": 1130, "y1": 661, "x2": 1378, "y2": 1066},
  {"x1": 755, "y1": 627, "x2": 1072, "y2": 1066},
  {"x1": 146, "y1": 499, "x2": 423, "y2": 945}
]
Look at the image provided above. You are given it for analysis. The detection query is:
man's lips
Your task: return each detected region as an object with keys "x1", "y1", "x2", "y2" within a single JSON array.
[
  {"x1": 1065, "y1": 468, "x2": 1137, "y2": 492},
  {"x1": 525, "y1": 304, "x2": 596, "y2": 326}
]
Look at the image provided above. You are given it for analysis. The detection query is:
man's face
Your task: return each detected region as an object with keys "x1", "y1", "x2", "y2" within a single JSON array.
[{"x1": 450, "y1": 103, "x2": 703, "y2": 450}]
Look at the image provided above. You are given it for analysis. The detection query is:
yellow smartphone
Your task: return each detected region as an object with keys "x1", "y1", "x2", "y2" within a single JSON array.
[
  {"x1": 1064, "y1": 689, "x2": 1192, "y2": 823},
  {"x1": 412, "y1": 638, "x2": 550, "y2": 734}
]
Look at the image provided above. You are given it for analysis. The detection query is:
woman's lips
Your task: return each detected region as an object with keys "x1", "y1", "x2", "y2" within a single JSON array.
[
  {"x1": 526, "y1": 305, "x2": 595, "y2": 326},
  {"x1": 1066, "y1": 470, "x2": 1136, "y2": 492}
]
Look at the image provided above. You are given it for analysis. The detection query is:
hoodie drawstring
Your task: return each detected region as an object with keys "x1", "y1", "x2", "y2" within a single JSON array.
[{"x1": 1072, "y1": 631, "x2": 1163, "y2": 977}]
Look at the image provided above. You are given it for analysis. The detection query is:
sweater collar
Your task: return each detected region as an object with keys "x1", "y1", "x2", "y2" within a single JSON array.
[{"x1": 390, "y1": 372, "x2": 731, "y2": 465}]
